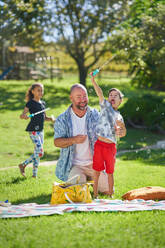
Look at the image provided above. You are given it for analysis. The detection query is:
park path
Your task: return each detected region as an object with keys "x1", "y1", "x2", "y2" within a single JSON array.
[
  {"x1": 0, "y1": 140, "x2": 164, "y2": 171},
  {"x1": 0, "y1": 160, "x2": 57, "y2": 171}
]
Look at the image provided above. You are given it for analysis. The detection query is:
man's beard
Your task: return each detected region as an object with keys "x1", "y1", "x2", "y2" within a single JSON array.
[{"x1": 76, "y1": 102, "x2": 88, "y2": 110}]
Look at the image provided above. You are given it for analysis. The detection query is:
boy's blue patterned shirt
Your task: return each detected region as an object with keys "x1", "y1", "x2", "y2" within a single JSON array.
[
  {"x1": 96, "y1": 99, "x2": 123, "y2": 144},
  {"x1": 54, "y1": 105, "x2": 99, "y2": 181}
]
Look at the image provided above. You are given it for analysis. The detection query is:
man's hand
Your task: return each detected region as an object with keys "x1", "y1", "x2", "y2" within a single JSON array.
[
  {"x1": 73, "y1": 135, "x2": 87, "y2": 144},
  {"x1": 115, "y1": 120, "x2": 126, "y2": 138},
  {"x1": 54, "y1": 135, "x2": 87, "y2": 148}
]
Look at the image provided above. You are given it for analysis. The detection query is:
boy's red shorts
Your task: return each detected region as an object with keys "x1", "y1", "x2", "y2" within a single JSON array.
[{"x1": 93, "y1": 139, "x2": 117, "y2": 174}]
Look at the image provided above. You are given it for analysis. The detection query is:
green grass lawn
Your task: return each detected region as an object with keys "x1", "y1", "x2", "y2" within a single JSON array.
[
  {"x1": 0, "y1": 74, "x2": 165, "y2": 248},
  {"x1": 0, "y1": 160, "x2": 165, "y2": 248}
]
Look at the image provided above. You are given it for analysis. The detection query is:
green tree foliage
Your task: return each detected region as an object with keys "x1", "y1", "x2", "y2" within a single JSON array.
[
  {"x1": 0, "y1": 0, "x2": 51, "y2": 48},
  {"x1": 50, "y1": 0, "x2": 128, "y2": 85},
  {"x1": 110, "y1": 1, "x2": 165, "y2": 90}
]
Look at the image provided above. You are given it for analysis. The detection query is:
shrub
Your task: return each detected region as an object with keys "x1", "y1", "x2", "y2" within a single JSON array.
[{"x1": 120, "y1": 94, "x2": 165, "y2": 132}]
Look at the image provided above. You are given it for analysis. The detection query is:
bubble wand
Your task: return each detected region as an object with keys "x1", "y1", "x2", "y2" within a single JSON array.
[
  {"x1": 29, "y1": 108, "x2": 50, "y2": 118},
  {"x1": 92, "y1": 54, "x2": 117, "y2": 76}
]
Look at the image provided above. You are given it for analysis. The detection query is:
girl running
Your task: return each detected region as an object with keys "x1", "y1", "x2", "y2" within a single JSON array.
[{"x1": 19, "y1": 83, "x2": 54, "y2": 178}]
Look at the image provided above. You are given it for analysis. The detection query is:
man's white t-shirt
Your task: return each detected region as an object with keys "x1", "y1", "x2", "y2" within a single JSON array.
[{"x1": 71, "y1": 108, "x2": 92, "y2": 166}]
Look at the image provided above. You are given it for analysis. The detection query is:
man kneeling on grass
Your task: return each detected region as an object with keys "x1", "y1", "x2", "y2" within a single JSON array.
[{"x1": 54, "y1": 83, "x2": 126, "y2": 196}]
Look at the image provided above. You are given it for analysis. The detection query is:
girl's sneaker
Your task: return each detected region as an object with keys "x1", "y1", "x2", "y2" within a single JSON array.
[
  {"x1": 32, "y1": 175, "x2": 37, "y2": 178},
  {"x1": 18, "y1": 164, "x2": 26, "y2": 177}
]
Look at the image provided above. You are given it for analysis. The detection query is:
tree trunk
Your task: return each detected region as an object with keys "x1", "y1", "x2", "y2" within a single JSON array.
[{"x1": 78, "y1": 65, "x2": 88, "y2": 86}]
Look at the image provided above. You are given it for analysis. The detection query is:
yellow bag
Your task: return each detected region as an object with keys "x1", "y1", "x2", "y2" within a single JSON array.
[{"x1": 50, "y1": 178, "x2": 93, "y2": 205}]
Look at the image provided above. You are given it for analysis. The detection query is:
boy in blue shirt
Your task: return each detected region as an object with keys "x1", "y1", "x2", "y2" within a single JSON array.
[{"x1": 90, "y1": 73, "x2": 126, "y2": 198}]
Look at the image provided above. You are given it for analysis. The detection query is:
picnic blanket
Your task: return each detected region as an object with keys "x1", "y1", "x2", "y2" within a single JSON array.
[{"x1": 1, "y1": 199, "x2": 165, "y2": 218}]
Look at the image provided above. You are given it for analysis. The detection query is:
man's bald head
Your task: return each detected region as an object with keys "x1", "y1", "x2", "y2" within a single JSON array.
[
  {"x1": 70, "y1": 83, "x2": 88, "y2": 112},
  {"x1": 70, "y1": 84, "x2": 88, "y2": 95}
]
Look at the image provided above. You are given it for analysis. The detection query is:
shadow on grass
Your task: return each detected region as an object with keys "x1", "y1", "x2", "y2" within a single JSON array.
[
  {"x1": 0, "y1": 82, "x2": 133, "y2": 113},
  {"x1": 45, "y1": 130, "x2": 54, "y2": 137},
  {"x1": 24, "y1": 150, "x2": 60, "y2": 161},
  {"x1": 119, "y1": 149, "x2": 165, "y2": 166},
  {"x1": 43, "y1": 151, "x2": 60, "y2": 161},
  {"x1": 0, "y1": 177, "x2": 26, "y2": 185},
  {"x1": 0, "y1": 84, "x2": 71, "y2": 112},
  {"x1": 12, "y1": 193, "x2": 52, "y2": 205}
]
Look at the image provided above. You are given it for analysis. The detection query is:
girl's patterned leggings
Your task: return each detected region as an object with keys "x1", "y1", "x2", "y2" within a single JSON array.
[{"x1": 22, "y1": 131, "x2": 44, "y2": 177}]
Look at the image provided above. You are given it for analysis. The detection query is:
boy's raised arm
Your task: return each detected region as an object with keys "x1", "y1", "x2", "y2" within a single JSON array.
[{"x1": 90, "y1": 73, "x2": 104, "y2": 103}]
